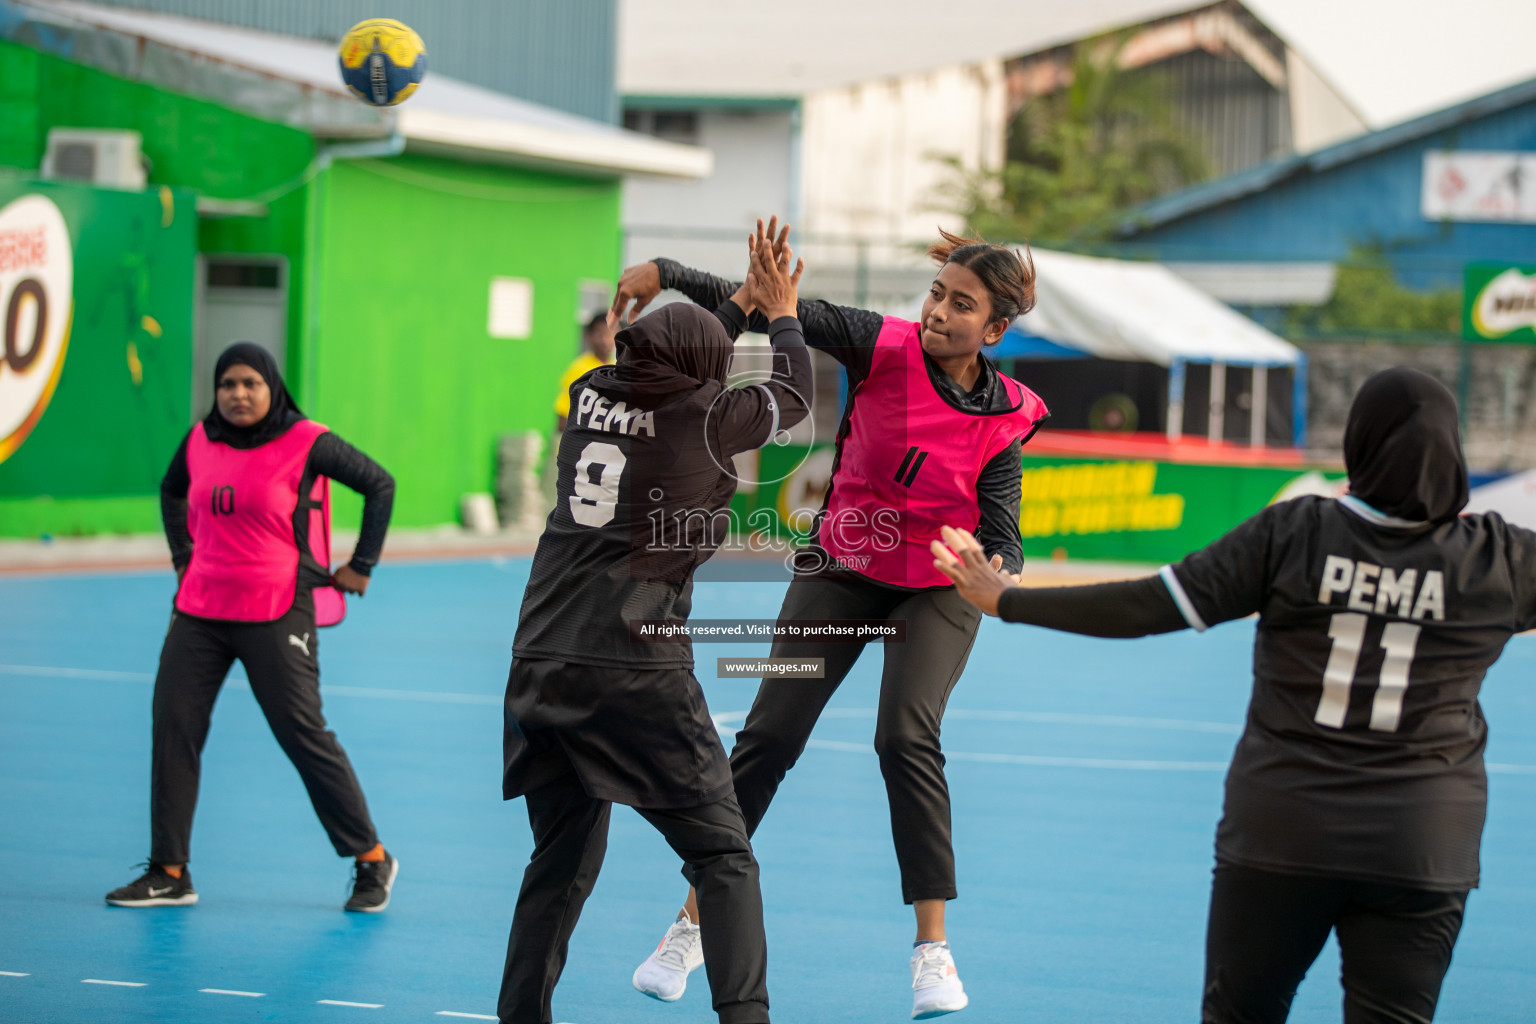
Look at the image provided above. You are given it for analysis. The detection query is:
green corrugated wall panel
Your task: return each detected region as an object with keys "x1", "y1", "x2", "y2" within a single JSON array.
[
  {"x1": 0, "y1": 39, "x2": 314, "y2": 537},
  {"x1": 0, "y1": 43, "x2": 41, "y2": 169},
  {"x1": 0, "y1": 37, "x2": 316, "y2": 383},
  {"x1": 313, "y1": 155, "x2": 621, "y2": 528},
  {"x1": 0, "y1": 37, "x2": 627, "y2": 536}
]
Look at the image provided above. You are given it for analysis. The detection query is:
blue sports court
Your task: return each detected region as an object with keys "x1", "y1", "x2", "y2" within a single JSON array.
[{"x1": 2, "y1": 556, "x2": 1534, "y2": 1023}]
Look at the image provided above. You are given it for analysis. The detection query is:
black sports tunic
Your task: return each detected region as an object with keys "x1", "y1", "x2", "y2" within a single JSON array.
[
  {"x1": 506, "y1": 305, "x2": 812, "y2": 807},
  {"x1": 1002, "y1": 494, "x2": 1536, "y2": 891},
  {"x1": 513, "y1": 308, "x2": 813, "y2": 669}
]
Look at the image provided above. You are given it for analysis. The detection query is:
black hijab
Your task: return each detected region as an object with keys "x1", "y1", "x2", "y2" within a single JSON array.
[
  {"x1": 203, "y1": 342, "x2": 306, "y2": 449},
  {"x1": 595, "y1": 303, "x2": 734, "y2": 399},
  {"x1": 1343, "y1": 367, "x2": 1469, "y2": 525}
]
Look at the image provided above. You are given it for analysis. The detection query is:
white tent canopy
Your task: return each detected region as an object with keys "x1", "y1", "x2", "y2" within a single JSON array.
[{"x1": 1013, "y1": 249, "x2": 1303, "y2": 368}]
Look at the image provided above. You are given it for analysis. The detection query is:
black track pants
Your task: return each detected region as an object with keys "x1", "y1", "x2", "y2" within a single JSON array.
[
  {"x1": 499, "y1": 770, "x2": 769, "y2": 1024},
  {"x1": 149, "y1": 602, "x2": 379, "y2": 865},
  {"x1": 728, "y1": 572, "x2": 981, "y2": 904},
  {"x1": 1203, "y1": 864, "x2": 1468, "y2": 1024}
]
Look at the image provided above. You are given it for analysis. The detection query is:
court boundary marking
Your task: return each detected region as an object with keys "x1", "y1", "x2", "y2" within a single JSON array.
[
  {"x1": 9, "y1": 664, "x2": 1536, "y2": 775},
  {"x1": 5, "y1": 968, "x2": 502, "y2": 1018}
]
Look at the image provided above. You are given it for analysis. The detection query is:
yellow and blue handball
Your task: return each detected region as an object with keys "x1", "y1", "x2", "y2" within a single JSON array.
[{"x1": 338, "y1": 19, "x2": 426, "y2": 107}]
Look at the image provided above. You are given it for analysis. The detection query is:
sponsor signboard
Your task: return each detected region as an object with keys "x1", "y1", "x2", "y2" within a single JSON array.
[
  {"x1": 0, "y1": 178, "x2": 196, "y2": 536},
  {"x1": 0, "y1": 194, "x2": 73, "y2": 463},
  {"x1": 1423, "y1": 152, "x2": 1536, "y2": 224},
  {"x1": 1463, "y1": 263, "x2": 1536, "y2": 342}
]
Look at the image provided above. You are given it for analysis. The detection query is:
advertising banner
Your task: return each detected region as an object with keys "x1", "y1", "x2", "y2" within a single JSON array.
[
  {"x1": 1423, "y1": 152, "x2": 1536, "y2": 224},
  {"x1": 0, "y1": 177, "x2": 196, "y2": 536},
  {"x1": 1463, "y1": 262, "x2": 1536, "y2": 342},
  {"x1": 732, "y1": 443, "x2": 1346, "y2": 567},
  {"x1": 1012, "y1": 456, "x2": 1345, "y2": 563}
]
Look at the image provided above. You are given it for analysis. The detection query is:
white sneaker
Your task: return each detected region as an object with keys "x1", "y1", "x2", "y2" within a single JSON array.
[
  {"x1": 910, "y1": 941, "x2": 968, "y2": 1019},
  {"x1": 632, "y1": 915, "x2": 704, "y2": 1002}
]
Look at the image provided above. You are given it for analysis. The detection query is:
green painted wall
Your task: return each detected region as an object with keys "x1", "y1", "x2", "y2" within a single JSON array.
[
  {"x1": 312, "y1": 155, "x2": 622, "y2": 527},
  {"x1": 0, "y1": 39, "x2": 628, "y2": 535},
  {"x1": 0, "y1": 40, "x2": 313, "y2": 537},
  {"x1": 0, "y1": 37, "x2": 315, "y2": 381},
  {"x1": 0, "y1": 177, "x2": 198, "y2": 536}
]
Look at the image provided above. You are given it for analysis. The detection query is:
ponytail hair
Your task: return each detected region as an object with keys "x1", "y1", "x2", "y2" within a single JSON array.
[{"x1": 926, "y1": 228, "x2": 1036, "y2": 324}]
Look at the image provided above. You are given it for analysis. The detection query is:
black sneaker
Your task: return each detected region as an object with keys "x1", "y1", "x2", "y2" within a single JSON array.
[
  {"x1": 345, "y1": 852, "x2": 398, "y2": 913},
  {"x1": 106, "y1": 864, "x2": 198, "y2": 907}
]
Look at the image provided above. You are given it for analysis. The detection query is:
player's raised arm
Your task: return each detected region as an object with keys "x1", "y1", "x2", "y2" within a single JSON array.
[
  {"x1": 713, "y1": 233, "x2": 813, "y2": 456},
  {"x1": 614, "y1": 216, "x2": 883, "y2": 369}
]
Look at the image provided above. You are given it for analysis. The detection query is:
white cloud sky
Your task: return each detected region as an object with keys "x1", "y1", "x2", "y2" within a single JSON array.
[
  {"x1": 622, "y1": 0, "x2": 1536, "y2": 128},
  {"x1": 1228, "y1": 0, "x2": 1535, "y2": 126}
]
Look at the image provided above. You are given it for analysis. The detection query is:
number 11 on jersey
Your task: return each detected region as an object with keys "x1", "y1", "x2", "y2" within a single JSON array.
[{"x1": 1315, "y1": 612, "x2": 1421, "y2": 732}]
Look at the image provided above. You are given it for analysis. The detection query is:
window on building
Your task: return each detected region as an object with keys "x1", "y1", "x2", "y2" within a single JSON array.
[{"x1": 622, "y1": 109, "x2": 700, "y2": 145}]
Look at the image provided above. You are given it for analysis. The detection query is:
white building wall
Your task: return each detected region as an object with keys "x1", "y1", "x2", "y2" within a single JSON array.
[
  {"x1": 1285, "y1": 48, "x2": 1368, "y2": 153},
  {"x1": 620, "y1": 60, "x2": 1008, "y2": 310},
  {"x1": 799, "y1": 59, "x2": 1007, "y2": 267},
  {"x1": 623, "y1": 107, "x2": 795, "y2": 276}
]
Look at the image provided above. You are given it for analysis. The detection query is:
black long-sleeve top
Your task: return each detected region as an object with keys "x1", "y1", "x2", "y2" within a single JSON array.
[
  {"x1": 161, "y1": 429, "x2": 395, "y2": 579},
  {"x1": 997, "y1": 576, "x2": 1186, "y2": 636},
  {"x1": 654, "y1": 257, "x2": 1028, "y2": 576}
]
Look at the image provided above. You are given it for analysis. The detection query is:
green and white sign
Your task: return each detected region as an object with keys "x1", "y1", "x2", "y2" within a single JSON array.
[
  {"x1": 0, "y1": 177, "x2": 197, "y2": 536},
  {"x1": 1464, "y1": 262, "x2": 1536, "y2": 342}
]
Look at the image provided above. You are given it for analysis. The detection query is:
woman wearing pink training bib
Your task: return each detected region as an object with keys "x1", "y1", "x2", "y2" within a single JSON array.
[
  {"x1": 612, "y1": 222, "x2": 1047, "y2": 1019},
  {"x1": 106, "y1": 343, "x2": 399, "y2": 914}
]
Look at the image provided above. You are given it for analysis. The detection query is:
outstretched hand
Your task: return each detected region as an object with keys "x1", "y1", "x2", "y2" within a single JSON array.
[
  {"x1": 747, "y1": 228, "x2": 803, "y2": 322},
  {"x1": 931, "y1": 526, "x2": 1019, "y2": 616},
  {"x1": 753, "y1": 216, "x2": 790, "y2": 262},
  {"x1": 609, "y1": 218, "x2": 791, "y2": 328},
  {"x1": 608, "y1": 261, "x2": 663, "y2": 329}
]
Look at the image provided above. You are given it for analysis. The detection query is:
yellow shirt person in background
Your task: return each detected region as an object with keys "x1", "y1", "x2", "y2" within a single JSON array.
[
  {"x1": 554, "y1": 314, "x2": 617, "y2": 430},
  {"x1": 543, "y1": 314, "x2": 618, "y2": 507}
]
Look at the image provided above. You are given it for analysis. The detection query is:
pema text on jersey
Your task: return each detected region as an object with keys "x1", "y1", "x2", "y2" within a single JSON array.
[
  {"x1": 1318, "y1": 555, "x2": 1444, "y2": 621},
  {"x1": 574, "y1": 387, "x2": 656, "y2": 436}
]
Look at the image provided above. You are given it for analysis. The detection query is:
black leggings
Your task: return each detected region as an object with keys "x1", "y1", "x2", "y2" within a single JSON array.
[
  {"x1": 149, "y1": 600, "x2": 378, "y2": 865},
  {"x1": 1203, "y1": 864, "x2": 1468, "y2": 1024},
  {"x1": 728, "y1": 572, "x2": 981, "y2": 904},
  {"x1": 500, "y1": 769, "x2": 769, "y2": 1024}
]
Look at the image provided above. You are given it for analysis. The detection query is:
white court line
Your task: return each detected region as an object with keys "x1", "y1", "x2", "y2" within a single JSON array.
[
  {"x1": 818, "y1": 706, "x2": 1243, "y2": 734},
  {"x1": 807, "y1": 738, "x2": 1229, "y2": 772},
  {"x1": 318, "y1": 1000, "x2": 384, "y2": 1008},
  {"x1": 15, "y1": 667, "x2": 1536, "y2": 774},
  {"x1": 0, "y1": 971, "x2": 29, "y2": 977},
  {"x1": 201, "y1": 988, "x2": 265, "y2": 997},
  {"x1": 713, "y1": 707, "x2": 1241, "y2": 735},
  {"x1": 324, "y1": 685, "x2": 499, "y2": 705},
  {"x1": 0, "y1": 664, "x2": 501, "y2": 705},
  {"x1": 82, "y1": 978, "x2": 146, "y2": 987},
  {"x1": 1, "y1": 664, "x2": 152, "y2": 681},
  {"x1": 435, "y1": 1013, "x2": 497, "y2": 1020},
  {"x1": 721, "y1": 709, "x2": 1536, "y2": 773}
]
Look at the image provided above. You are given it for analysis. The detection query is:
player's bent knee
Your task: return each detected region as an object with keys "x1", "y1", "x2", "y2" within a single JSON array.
[{"x1": 872, "y1": 729, "x2": 940, "y2": 763}]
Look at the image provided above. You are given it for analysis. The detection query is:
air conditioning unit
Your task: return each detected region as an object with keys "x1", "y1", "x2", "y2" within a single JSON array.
[{"x1": 41, "y1": 129, "x2": 147, "y2": 190}]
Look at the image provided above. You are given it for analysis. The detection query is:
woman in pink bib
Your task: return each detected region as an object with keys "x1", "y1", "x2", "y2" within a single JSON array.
[
  {"x1": 611, "y1": 222, "x2": 1048, "y2": 1019},
  {"x1": 106, "y1": 343, "x2": 399, "y2": 914}
]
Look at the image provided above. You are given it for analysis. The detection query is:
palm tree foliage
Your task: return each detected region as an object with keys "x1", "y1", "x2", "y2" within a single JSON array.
[{"x1": 935, "y1": 38, "x2": 1211, "y2": 243}]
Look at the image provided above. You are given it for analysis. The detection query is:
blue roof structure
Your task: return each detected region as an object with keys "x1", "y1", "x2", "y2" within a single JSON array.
[{"x1": 1111, "y1": 76, "x2": 1536, "y2": 290}]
